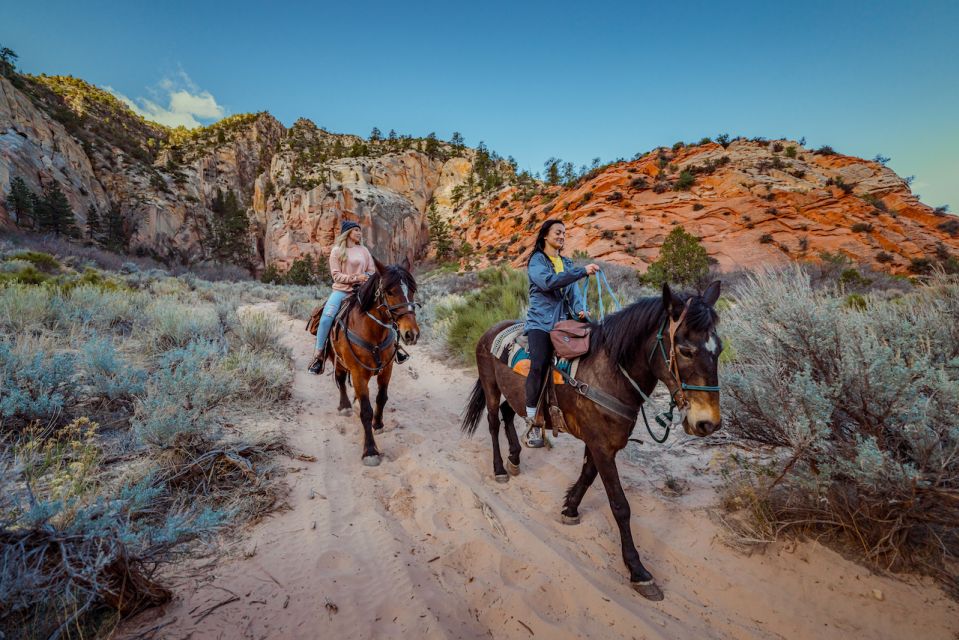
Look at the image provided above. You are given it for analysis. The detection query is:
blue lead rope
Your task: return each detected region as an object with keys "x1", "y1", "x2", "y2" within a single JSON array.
[
  {"x1": 586, "y1": 271, "x2": 670, "y2": 442},
  {"x1": 582, "y1": 269, "x2": 622, "y2": 320}
]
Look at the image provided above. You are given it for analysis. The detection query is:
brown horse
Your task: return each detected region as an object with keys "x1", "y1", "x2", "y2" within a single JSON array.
[
  {"x1": 461, "y1": 281, "x2": 722, "y2": 600},
  {"x1": 328, "y1": 256, "x2": 419, "y2": 466}
]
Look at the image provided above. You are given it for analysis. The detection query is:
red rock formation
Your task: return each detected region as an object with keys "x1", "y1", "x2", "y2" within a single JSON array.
[{"x1": 454, "y1": 140, "x2": 958, "y2": 274}]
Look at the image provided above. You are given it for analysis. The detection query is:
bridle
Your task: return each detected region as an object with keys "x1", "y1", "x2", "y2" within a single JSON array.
[
  {"x1": 375, "y1": 278, "x2": 420, "y2": 323},
  {"x1": 618, "y1": 298, "x2": 721, "y2": 443}
]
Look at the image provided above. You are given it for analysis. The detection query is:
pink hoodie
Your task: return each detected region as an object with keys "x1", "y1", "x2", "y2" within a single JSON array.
[{"x1": 330, "y1": 245, "x2": 376, "y2": 292}]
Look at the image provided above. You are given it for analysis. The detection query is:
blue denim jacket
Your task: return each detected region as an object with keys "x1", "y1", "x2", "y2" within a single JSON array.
[{"x1": 524, "y1": 252, "x2": 588, "y2": 334}]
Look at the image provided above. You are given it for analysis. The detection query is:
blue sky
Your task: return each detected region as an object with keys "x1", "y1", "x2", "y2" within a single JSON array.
[{"x1": 4, "y1": 0, "x2": 958, "y2": 208}]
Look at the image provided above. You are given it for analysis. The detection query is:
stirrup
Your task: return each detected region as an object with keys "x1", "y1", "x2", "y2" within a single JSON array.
[{"x1": 522, "y1": 417, "x2": 545, "y2": 449}]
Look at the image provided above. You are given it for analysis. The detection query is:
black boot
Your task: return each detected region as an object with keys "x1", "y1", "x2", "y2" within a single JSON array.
[
  {"x1": 395, "y1": 347, "x2": 410, "y2": 364},
  {"x1": 309, "y1": 350, "x2": 326, "y2": 374}
]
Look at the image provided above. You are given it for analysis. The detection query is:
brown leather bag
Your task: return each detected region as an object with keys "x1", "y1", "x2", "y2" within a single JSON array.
[
  {"x1": 306, "y1": 305, "x2": 323, "y2": 336},
  {"x1": 550, "y1": 320, "x2": 591, "y2": 359}
]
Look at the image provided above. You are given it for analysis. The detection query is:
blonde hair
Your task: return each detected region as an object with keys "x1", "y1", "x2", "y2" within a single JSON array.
[{"x1": 330, "y1": 228, "x2": 362, "y2": 268}]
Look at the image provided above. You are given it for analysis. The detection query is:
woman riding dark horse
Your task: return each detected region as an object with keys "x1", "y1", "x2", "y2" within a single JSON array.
[
  {"x1": 462, "y1": 246, "x2": 723, "y2": 598},
  {"x1": 522, "y1": 220, "x2": 600, "y2": 447}
]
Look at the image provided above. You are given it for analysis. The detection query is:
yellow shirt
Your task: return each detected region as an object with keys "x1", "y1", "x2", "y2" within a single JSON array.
[{"x1": 548, "y1": 255, "x2": 564, "y2": 273}]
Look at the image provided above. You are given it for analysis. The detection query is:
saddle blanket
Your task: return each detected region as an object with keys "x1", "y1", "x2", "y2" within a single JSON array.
[{"x1": 490, "y1": 322, "x2": 579, "y2": 384}]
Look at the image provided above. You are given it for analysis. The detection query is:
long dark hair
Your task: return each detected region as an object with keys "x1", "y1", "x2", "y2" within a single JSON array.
[{"x1": 527, "y1": 219, "x2": 565, "y2": 264}]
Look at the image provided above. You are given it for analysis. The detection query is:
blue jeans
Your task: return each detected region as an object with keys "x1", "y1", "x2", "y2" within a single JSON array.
[{"x1": 315, "y1": 290, "x2": 349, "y2": 351}]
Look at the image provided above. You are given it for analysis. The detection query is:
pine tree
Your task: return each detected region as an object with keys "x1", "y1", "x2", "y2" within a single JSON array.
[
  {"x1": 86, "y1": 204, "x2": 101, "y2": 240},
  {"x1": 369, "y1": 127, "x2": 381, "y2": 142},
  {"x1": 450, "y1": 131, "x2": 464, "y2": 150},
  {"x1": 39, "y1": 182, "x2": 79, "y2": 237},
  {"x1": 424, "y1": 132, "x2": 440, "y2": 159},
  {"x1": 209, "y1": 188, "x2": 252, "y2": 264},
  {"x1": 5, "y1": 177, "x2": 34, "y2": 227},
  {"x1": 388, "y1": 129, "x2": 397, "y2": 145},
  {"x1": 643, "y1": 226, "x2": 710, "y2": 288},
  {"x1": 544, "y1": 158, "x2": 561, "y2": 186},
  {"x1": 426, "y1": 203, "x2": 453, "y2": 260},
  {"x1": 0, "y1": 46, "x2": 17, "y2": 78},
  {"x1": 104, "y1": 207, "x2": 134, "y2": 251}
]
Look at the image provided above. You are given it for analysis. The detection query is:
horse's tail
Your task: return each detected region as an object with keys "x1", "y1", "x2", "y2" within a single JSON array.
[{"x1": 460, "y1": 380, "x2": 486, "y2": 438}]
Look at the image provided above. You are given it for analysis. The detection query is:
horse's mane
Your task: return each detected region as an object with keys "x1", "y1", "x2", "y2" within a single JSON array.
[
  {"x1": 354, "y1": 264, "x2": 418, "y2": 313},
  {"x1": 590, "y1": 292, "x2": 718, "y2": 367}
]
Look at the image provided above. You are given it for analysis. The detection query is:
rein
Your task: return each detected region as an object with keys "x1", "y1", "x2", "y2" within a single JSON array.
[{"x1": 561, "y1": 274, "x2": 721, "y2": 444}]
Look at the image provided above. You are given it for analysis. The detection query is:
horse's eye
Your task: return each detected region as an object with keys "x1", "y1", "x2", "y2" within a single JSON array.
[{"x1": 678, "y1": 345, "x2": 697, "y2": 358}]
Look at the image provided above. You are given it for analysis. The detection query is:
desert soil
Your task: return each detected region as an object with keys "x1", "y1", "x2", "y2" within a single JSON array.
[{"x1": 120, "y1": 304, "x2": 957, "y2": 639}]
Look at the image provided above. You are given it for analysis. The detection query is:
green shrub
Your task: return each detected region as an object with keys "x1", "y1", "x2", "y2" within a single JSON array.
[
  {"x1": 851, "y1": 222, "x2": 873, "y2": 233},
  {"x1": 674, "y1": 171, "x2": 696, "y2": 191},
  {"x1": 133, "y1": 340, "x2": 239, "y2": 446},
  {"x1": 0, "y1": 284, "x2": 60, "y2": 332},
  {"x1": 844, "y1": 293, "x2": 867, "y2": 310},
  {"x1": 759, "y1": 234, "x2": 774, "y2": 244},
  {"x1": 938, "y1": 219, "x2": 959, "y2": 237},
  {"x1": 6, "y1": 251, "x2": 60, "y2": 272},
  {"x1": 445, "y1": 267, "x2": 527, "y2": 364},
  {"x1": 721, "y1": 269, "x2": 959, "y2": 588},
  {"x1": 0, "y1": 335, "x2": 77, "y2": 428},
  {"x1": 141, "y1": 299, "x2": 221, "y2": 354},
  {"x1": 233, "y1": 310, "x2": 287, "y2": 356},
  {"x1": 642, "y1": 226, "x2": 709, "y2": 288},
  {"x1": 785, "y1": 146, "x2": 797, "y2": 158},
  {"x1": 222, "y1": 345, "x2": 292, "y2": 403}
]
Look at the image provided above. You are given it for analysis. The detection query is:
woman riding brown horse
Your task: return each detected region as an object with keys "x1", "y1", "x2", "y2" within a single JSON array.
[
  {"x1": 461, "y1": 280, "x2": 722, "y2": 600},
  {"x1": 327, "y1": 256, "x2": 419, "y2": 467}
]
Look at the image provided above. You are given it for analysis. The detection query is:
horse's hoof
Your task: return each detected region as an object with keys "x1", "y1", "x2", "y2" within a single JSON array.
[
  {"x1": 362, "y1": 455, "x2": 381, "y2": 467},
  {"x1": 631, "y1": 580, "x2": 664, "y2": 601},
  {"x1": 338, "y1": 408, "x2": 353, "y2": 417},
  {"x1": 494, "y1": 474, "x2": 509, "y2": 484},
  {"x1": 561, "y1": 513, "x2": 581, "y2": 525},
  {"x1": 506, "y1": 459, "x2": 520, "y2": 476},
  {"x1": 373, "y1": 427, "x2": 384, "y2": 435}
]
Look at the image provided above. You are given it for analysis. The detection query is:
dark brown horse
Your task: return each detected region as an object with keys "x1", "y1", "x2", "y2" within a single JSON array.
[
  {"x1": 461, "y1": 281, "x2": 722, "y2": 600},
  {"x1": 328, "y1": 257, "x2": 419, "y2": 466}
]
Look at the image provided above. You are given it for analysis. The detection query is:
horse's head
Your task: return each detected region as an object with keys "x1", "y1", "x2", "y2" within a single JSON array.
[
  {"x1": 654, "y1": 281, "x2": 723, "y2": 437},
  {"x1": 372, "y1": 255, "x2": 420, "y2": 345}
]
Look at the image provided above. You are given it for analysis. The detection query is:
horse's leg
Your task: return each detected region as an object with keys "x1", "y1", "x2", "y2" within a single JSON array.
[
  {"x1": 334, "y1": 363, "x2": 352, "y2": 416},
  {"x1": 352, "y1": 374, "x2": 380, "y2": 466},
  {"x1": 561, "y1": 445, "x2": 597, "y2": 525},
  {"x1": 593, "y1": 447, "x2": 664, "y2": 601},
  {"x1": 372, "y1": 363, "x2": 391, "y2": 435},
  {"x1": 487, "y1": 394, "x2": 507, "y2": 483},
  {"x1": 500, "y1": 401, "x2": 521, "y2": 475}
]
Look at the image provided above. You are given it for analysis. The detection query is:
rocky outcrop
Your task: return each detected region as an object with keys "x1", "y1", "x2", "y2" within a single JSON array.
[
  {"x1": 455, "y1": 140, "x2": 959, "y2": 274},
  {"x1": 5, "y1": 70, "x2": 953, "y2": 276},
  {"x1": 251, "y1": 121, "x2": 474, "y2": 270},
  {"x1": 0, "y1": 76, "x2": 109, "y2": 224},
  {"x1": 1, "y1": 73, "x2": 476, "y2": 270}
]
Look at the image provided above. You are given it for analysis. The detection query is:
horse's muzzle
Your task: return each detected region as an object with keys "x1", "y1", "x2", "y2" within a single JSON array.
[
  {"x1": 686, "y1": 419, "x2": 721, "y2": 437},
  {"x1": 402, "y1": 328, "x2": 419, "y2": 345}
]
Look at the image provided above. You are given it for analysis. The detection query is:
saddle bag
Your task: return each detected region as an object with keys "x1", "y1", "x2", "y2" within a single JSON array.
[
  {"x1": 306, "y1": 304, "x2": 323, "y2": 336},
  {"x1": 549, "y1": 320, "x2": 591, "y2": 359}
]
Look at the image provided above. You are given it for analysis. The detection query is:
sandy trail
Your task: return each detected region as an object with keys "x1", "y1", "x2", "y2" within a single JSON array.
[{"x1": 122, "y1": 305, "x2": 956, "y2": 639}]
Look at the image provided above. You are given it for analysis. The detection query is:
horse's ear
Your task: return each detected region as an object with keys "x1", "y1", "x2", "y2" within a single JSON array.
[
  {"x1": 702, "y1": 280, "x2": 721, "y2": 307},
  {"x1": 401, "y1": 255, "x2": 411, "y2": 272},
  {"x1": 372, "y1": 255, "x2": 386, "y2": 274},
  {"x1": 662, "y1": 282, "x2": 679, "y2": 318}
]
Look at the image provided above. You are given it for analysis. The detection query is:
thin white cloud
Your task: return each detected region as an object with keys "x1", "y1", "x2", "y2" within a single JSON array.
[{"x1": 106, "y1": 70, "x2": 225, "y2": 129}]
